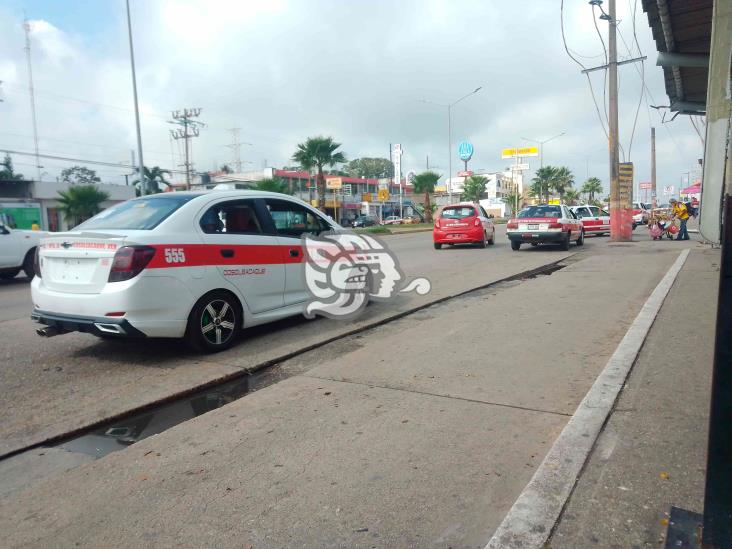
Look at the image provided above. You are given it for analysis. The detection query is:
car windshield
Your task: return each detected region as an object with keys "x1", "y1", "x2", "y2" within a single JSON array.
[
  {"x1": 518, "y1": 206, "x2": 562, "y2": 218},
  {"x1": 76, "y1": 195, "x2": 196, "y2": 230},
  {"x1": 441, "y1": 207, "x2": 475, "y2": 219}
]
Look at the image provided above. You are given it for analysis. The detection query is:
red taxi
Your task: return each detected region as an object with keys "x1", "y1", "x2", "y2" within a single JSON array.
[
  {"x1": 570, "y1": 205, "x2": 610, "y2": 236},
  {"x1": 433, "y1": 203, "x2": 495, "y2": 249},
  {"x1": 506, "y1": 204, "x2": 584, "y2": 251}
]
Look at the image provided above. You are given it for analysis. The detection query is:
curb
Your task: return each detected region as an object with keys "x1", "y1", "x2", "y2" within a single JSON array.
[{"x1": 485, "y1": 249, "x2": 691, "y2": 549}]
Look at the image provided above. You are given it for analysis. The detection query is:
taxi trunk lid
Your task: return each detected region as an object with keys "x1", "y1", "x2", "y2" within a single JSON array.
[{"x1": 39, "y1": 232, "x2": 129, "y2": 294}]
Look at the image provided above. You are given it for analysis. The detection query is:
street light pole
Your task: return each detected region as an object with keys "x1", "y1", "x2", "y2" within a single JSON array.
[
  {"x1": 421, "y1": 87, "x2": 482, "y2": 205},
  {"x1": 125, "y1": 0, "x2": 145, "y2": 196},
  {"x1": 521, "y1": 132, "x2": 566, "y2": 171}
]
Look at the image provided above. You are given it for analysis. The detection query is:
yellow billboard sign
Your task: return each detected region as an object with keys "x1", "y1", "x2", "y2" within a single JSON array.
[
  {"x1": 434, "y1": 185, "x2": 447, "y2": 193},
  {"x1": 377, "y1": 188, "x2": 390, "y2": 202},
  {"x1": 326, "y1": 177, "x2": 342, "y2": 190},
  {"x1": 362, "y1": 193, "x2": 372, "y2": 202},
  {"x1": 501, "y1": 146, "x2": 539, "y2": 159}
]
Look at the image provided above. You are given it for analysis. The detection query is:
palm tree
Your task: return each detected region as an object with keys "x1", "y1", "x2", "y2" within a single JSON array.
[
  {"x1": 133, "y1": 166, "x2": 171, "y2": 196},
  {"x1": 292, "y1": 137, "x2": 346, "y2": 212},
  {"x1": 255, "y1": 176, "x2": 293, "y2": 195},
  {"x1": 551, "y1": 167, "x2": 574, "y2": 201},
  {"x1": 581, "y1": 177, "x2": 603, "y2": 202},
  {"x1": 461, "y1": 175, "x2": 487, "y2": 203},
  {"x1": 531, "y1": 166, "x2": 557, "y2": 203},
  {"x1": 411, "y1": 171, "x2": 440, "y2": 222},
  {"x1": 564, "y1": 189, "x2": 581, "y2": 205},
  {"x1": 57, "y1": 185, "x2": 110, "y2": 228}
]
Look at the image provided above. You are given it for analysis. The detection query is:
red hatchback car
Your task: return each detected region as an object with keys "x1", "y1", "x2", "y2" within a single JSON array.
[{"x1": 433, "y1": 203, "x2": 496, "y2": 249}]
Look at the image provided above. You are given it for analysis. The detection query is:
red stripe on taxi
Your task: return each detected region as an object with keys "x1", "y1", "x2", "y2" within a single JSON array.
[{"x1": 146, "y1": 244, "x2": 303, "y2": 269}]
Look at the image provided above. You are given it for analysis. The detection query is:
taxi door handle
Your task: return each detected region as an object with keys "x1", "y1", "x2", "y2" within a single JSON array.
[
  {"x1": 289, "y1": 249, "x2": 300, "y2": 258},
  {"x1": 220, "y1": 249, "x2": 235, "y2": 258}
]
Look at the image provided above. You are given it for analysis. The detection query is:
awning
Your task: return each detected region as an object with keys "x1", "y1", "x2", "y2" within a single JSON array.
[{"x1": 681, "y1": 183, "x2": 702, "y2": 194}]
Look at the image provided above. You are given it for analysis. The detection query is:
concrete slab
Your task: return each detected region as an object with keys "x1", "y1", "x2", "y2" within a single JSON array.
[
  {"x1": 0, "y1": 447, "x2": 94, "y2": 499},
  {"x1": 548, "y1": 248, "x2": 718, "y2": 547},
  {"x1": 0, "y1": 376, "x2": 566, "y2": 549}
]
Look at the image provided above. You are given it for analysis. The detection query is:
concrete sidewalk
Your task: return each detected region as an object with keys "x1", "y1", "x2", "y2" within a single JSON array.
[
  {"x1": 548, "y1": 246, "x2": 718, "y2": 547},
  {"x1": 0, "y1": 238, "x2": 704, "y2": 548}
]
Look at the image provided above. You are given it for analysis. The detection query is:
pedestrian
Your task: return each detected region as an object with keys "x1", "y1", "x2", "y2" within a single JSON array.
[
  {"x1": 31, "y1": 220, "x2": 40, "y2": 231},
  {"x1": 669, "y1": 198, "x2": 690, "y2": 241}
]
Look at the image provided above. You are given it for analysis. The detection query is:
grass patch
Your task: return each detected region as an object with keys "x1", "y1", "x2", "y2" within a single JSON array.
[{"x1": 355, "y1": 226, "x2": 392, "y2": 234}]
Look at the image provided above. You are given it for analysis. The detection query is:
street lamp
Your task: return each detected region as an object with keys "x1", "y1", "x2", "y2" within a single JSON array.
[
  {"x1": 420, "y1": 86, "x2": 483, "y2": 204},
  {"x1": 125, "y1": 0, "x2": 145, "y2": 196},
  {"x1": 521, "y1": 132, "x2": 566, "y2": 170}
]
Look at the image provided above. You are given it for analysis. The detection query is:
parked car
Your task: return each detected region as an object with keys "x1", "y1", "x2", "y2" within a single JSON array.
[
  {"x1": 570, "y1": 205, "x2": 610, "y2": 236},
  {"x1": 352, "y1": 215, "x2": 378, "y2": 228},
  {"x1": 506, "y1": 204, "x2": 584, "y2": 251},
  {"x1": 31, "y1": 191, "x2": 342, "y2": 352},
  {"x1": 632, "y1": 201, "x2": 651, "y2": 225},
  {"x1": 433, "y1": 203, "x2": 495, "y2": 249},
  {"x1": 382, "y1": 216, "x2": 403, "y2": 225},
  {"x1": 0, "y1": 221, "x2": 46, "y2": 279}
]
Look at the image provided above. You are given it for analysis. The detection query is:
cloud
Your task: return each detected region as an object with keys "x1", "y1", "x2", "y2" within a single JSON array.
[{"x1": 0, "y1": 0, "x2": 703, "y2": 194}]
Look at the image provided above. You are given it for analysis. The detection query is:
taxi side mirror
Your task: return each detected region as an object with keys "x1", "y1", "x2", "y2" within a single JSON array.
[{"x1": 0, "y1": 225, "x2": 9, "y2": 235}]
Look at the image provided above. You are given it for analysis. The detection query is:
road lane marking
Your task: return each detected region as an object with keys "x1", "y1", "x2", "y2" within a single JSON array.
[{"x1": 485, "y1": 249, "x2": 690, "y2": 549}]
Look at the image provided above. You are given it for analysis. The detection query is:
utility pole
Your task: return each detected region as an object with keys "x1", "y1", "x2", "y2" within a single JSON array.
[
  {"x1": 651, "y1": 127, "x2": 657, "y2": 208},
  {"x1": 125, "y1": 0, "x2": 145, "y2": 195},
  {"x1": 23, "y1": 17, "x2": 41, "y2": 182},
  {"x1": 225, "y1": 128, "x2": 252, "y2": 172},
  {"x1": 607, "y1": 0, "x2": 624, "y2": 241},
  {"x1": 169, "y1": 108, "x2": 203, "y2": 190}
]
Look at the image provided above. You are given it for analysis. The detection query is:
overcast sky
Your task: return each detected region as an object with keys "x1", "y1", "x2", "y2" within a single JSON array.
[{"x1": 0, "y1": 0, "x2": 704, "y2": 197}]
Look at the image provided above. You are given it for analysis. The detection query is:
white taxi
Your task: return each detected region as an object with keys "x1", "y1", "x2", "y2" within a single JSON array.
[
  {"x1": 570, "y1": 205, "x2": 610, "y2": 236},
  {"x1": 506, "y1": 204, "x2": 584, "y2": 251},
  {"x1": 31, "y1": 191, "x2": 340, "y2": 352}
]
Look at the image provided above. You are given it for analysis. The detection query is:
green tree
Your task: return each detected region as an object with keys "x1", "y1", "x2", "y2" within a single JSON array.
[
  {"x1": 564, "y1": 189, "x2": 581, "y2": 205},
  {"x1": 531, "y1": 166, "x2": 557, "y2": 203},
  {"x1": 461, "y1": 175, "x2": 487, "y2": 203},
  {"x1": 504, "y1": 191, "x2": 522, "y2": 216},
  {"x1": 581, "y1": 177, "x2": 603, "y2": 202},
  {"x1": 57, "y1": 185, "x2": 110, "y2": 228},
  {"x1": 0, "y1": 154, "x2": 24, "y2": 181},
  {"x1": 344, "y1": 157, "x2": 393, "y2": 179},
  {"x1": 255, "y1": 176, "x2": 293, "y2": 195},
  {"x1": 132, "y1": 166, "x2": 171, "y2": 196},
  {"x1": 220, "y1": 164, "x2": 233, "y2": 174},
  {"x1": 60, "y1": 166, "x2": 101, "y2": 186},
  {"x1": 292, "y1": 136, "x2": 346, "y2": 212},
  {"x1": 411, "y1": 170, "x2": 440, "y2": 222},
  {"x1": 551, "y1": 166, "x2": 574, "y2": 200}
]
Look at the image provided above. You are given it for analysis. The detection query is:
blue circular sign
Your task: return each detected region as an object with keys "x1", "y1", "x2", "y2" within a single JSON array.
[{"x1": 458, "y1": 141, "x2": 474, "y2": 162}]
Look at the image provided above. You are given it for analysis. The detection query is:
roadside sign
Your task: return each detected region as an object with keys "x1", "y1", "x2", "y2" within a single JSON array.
[
  {"x1": 326, "y1": 177, "x2": 342, "y2": 190},
  {"x1": 377, "y1": 188, "x2": 390, "y2": 202},
  {"x1": 434, "y1": 185, "x2": 447, "y2": 193},
  {"x1": 639, "y1": 182, "x2": 652, "y2": 190},
  {"x1": 342, "y1": 183, "x2": 352, "y2": 195},
  {"x1": 548, "y1": 198, "x2": 561, "y2": 205},
  {"x1": 457, "y1": 170, "x2": 473, "y2": 177},
  {"x1": 362, "y1": 192, "x2": 372, "y2": 202},
  {"x1": 510, "y1": 163, "x2": 530, "y2": 171},
  {"x1": 618, "y1": 162, "x2": 633, "y2": 208},
  {"x1": 458, "y1": 141, "x2": 474, "y2": 162},
  {"x1": 664, "y1": 185, "x2": 674, "y2": 194},
  {"x1": 501, "y1": 146, "x2": 539, "y2": 159}
]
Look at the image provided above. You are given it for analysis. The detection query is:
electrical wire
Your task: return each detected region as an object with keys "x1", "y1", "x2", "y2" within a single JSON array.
[{"x1": 592, "y1": 4, "x2": 610, "y2": 132}]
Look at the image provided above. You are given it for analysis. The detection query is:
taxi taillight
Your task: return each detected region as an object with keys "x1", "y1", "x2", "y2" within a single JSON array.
[
  {"x1": 474, "y1": 218, "x2": 481, "y2": 227},
  {"x1": 109, "y1": 246, "x2": 156, "y2": 282},
  {"x1": 548, "y1": 222, "x2": 563, "y2": 229},
  {"x1": 34, "y1": 246, "x2": 41, "y2": 278},
  {"x1": 506, "y1": 220, "x2": 518, "y2": 229}
]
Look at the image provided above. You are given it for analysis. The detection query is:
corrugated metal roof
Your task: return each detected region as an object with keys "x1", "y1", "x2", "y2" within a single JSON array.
[{"x1": 642, "y1": 0, "x2": 713, "y2": 112}]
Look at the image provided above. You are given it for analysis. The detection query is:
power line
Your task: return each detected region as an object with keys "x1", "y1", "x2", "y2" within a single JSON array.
[{"x1": 169, "y1": 108, "x2": 204, "y2": 189}]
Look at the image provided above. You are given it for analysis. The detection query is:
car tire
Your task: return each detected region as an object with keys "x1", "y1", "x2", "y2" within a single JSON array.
[
  {"x1": 561, "y1": 234, "x2": 571, "y2": 251},
  {"x1": 576, "y1": 230, "x2": 584, "y2": 246},
  {"x1": 478, "y1": 231, "x2": 487, "y2": 248},
  {"x1": 186, "y1": 290, "x2": 241, "y2": 353},
  {"x1": 530, "y1": 243, "x2": 538, "y2": 247},
  {"x1": 434, "y1": 243, "x2": 442, "y2": 250},
  {"x1": 0, "y1": 269, "x2": 21, "y2": 280},
  {"x1": 22, "y1": 249, "x2": 36, "y2": 278},
  {"x1": 488, "y1": 230, "x2": 495, "y2": 245},
  {"x1": 511, "y1": 241, "x2": 521, "y2": 251}
]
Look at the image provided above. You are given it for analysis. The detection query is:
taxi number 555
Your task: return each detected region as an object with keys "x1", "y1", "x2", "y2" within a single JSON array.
[{"x1": 164, "y1": 248, "x2": 186, "y2": 263}]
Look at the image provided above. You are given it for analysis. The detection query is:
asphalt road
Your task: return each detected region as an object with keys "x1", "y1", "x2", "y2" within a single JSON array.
[{"x1": 0, "y1": 226, "x2": 586, "y2": 456}]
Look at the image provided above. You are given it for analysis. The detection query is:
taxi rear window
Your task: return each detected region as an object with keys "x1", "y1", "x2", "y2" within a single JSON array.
[
  {"x1": 441, "y1": 207, "x2": 475, "y2": 219},
  {"x1": 76, "y1": 196, "x2": 195, "y2": 230},
  {"x1": 518, "y1": 206, "x2": 562, "y2": 218}
]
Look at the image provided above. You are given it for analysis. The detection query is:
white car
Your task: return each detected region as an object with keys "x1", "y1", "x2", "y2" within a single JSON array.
[
  {"x1": 0, "y1": 222, "x2": 47, "y2": 279},
  {"x1": 632, "y1": 201, "x2": 651, "y2": 225},
  {"x1": 31, "y1": 191, "x2": 341, "y2": 352},
  {"x1": 570, "y1": 205, "x2": 610, "y2": 236},
  {"x1": 381, "y1": 216, "x2": 403, "y2": 225},
  {"x1": 506, "y1": 204, "x2": 584, "y2": 251}
]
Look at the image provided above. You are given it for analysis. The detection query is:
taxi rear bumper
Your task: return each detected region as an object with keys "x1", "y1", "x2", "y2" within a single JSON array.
[{"x1": 507, "y1": 231, "x2": 567, "y2": 243}]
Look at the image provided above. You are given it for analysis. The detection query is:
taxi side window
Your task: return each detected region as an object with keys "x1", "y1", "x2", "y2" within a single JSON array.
[
  {"x1": 200, "y1": 201, "x2": 263, "y2": 234},
  {"x1": 479, "y1": 206, "x2": 489, "y2": 218},
  {"x1": 265, "y1": 200, "x2": 330, "y2": 238},
  {"x1": 589, "y1": 207, "x2": 601, "y2": 216}
]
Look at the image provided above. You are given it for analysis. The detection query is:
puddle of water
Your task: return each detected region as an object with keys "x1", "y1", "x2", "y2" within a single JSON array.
[{"x1": 53, "y1": 368, "x2": 279, "y2": 459}]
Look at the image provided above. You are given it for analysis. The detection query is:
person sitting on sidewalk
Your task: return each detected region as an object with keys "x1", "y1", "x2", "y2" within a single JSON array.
[{"x1": 670, "y1": 198, "x2": 690, "y2": 241}]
